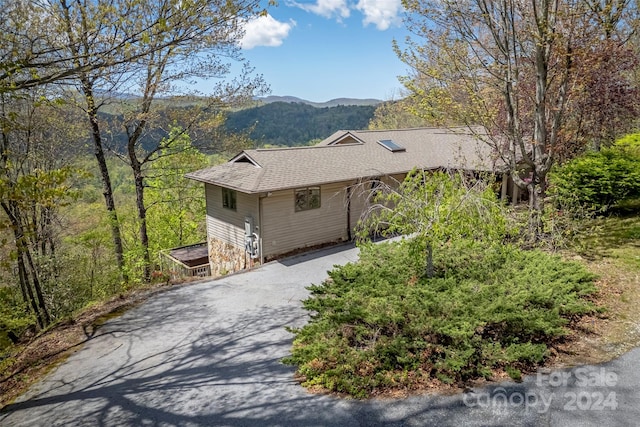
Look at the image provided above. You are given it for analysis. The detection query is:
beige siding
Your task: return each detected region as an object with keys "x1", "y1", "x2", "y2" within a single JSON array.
[
  {"x1": 205, "y1": 175, "x2": 407, "y2": 261},
  {"x1": 347, "y1": 174, "x2": 407, "y2": 235},
  {"x1": 205, "y1": 184, "x2": 259, "y2": 249},
  {"x1": 261, "y1": 182, "x2": 349, "y2": 258},
  {"x1": 347, "y1": 180, "x2": 371, "y2": 235}
]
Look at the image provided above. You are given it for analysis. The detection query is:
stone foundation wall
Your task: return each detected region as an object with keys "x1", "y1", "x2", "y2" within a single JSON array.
[{"x1": 208, "y1": 238, "x2": 246, "y2": 277}]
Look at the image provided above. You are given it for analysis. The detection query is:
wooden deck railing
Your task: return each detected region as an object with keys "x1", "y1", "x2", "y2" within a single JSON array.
[{"x1": 159, "y1": 243, "x2": 211, "y2": 279}]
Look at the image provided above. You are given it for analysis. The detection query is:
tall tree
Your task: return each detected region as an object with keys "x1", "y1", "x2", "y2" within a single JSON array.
[
  {"x1": 0, "y1": 90, "x2": 81, "y2": 328},
  {"x1": 146, "y1": 126, "x2": 208, "y2": 254},
  {"x1": 399, "y1": 0, "x2": 638, "y2": 235},
  {"x1": 112, "y1": 0, "x2": 267, "y2": 282},
  {"x1": 57, "y1": 0, "x2": 130, "y2": 277},
  {"x1": 53, "y1": 0, "x2": 266, "y2": 282}
]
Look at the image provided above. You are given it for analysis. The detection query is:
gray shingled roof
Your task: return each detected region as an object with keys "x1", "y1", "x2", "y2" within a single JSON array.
[{"x1": 186, "y1": 127, "x2": 501, "y2": 193}]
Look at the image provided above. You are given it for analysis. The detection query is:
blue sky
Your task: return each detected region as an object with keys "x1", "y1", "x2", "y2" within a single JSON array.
[{"x1": 236, "y1": 0, "x2": 411, "y2": 102}]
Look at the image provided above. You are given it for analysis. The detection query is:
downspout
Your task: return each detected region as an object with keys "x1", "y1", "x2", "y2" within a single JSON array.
[
  {"x1": 205, "y1": 184, "x2": 215, "y2": 273},
  {"x1": 346, "y1": 185, "x2": 352, "y2": 241},
  {"x1": 258, "y1": 194, "x2": 264, "y2": 265}
]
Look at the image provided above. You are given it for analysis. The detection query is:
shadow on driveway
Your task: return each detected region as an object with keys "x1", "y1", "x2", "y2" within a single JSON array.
[{"x1": 1, "y1": 244, "x2": 639, "y2": 426}]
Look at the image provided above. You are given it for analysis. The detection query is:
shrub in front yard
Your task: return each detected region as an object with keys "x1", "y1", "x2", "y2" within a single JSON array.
[
  {"x1": 549, "y1": 134, "x2": 640, "y2": 213},
  {"x1": 284, "y1": 238, "x2": 598, "y2": 398}
]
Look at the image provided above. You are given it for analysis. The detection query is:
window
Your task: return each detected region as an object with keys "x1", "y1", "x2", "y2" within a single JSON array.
[
  {"x1": 377, "y1": 139, "x2": 406, "y2": 152},
  {"x1": 294, "y1": 187, "x2": 321, "y2": 211},
  {"x1": 222, "y1": 188, "x2": 237, "y2": 210},
  {"x1": 370, "y1": 177, "x2": 382, "y2": 191}
]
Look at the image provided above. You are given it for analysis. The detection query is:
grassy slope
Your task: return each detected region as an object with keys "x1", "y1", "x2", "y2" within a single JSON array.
[{"x1": 554, "y1": 214, "x2": 640, "y2": 366}]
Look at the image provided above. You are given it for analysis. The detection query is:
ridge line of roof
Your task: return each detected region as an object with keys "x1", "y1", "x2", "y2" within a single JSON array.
[
  {"x1": 252, "y1": 143, "x2": 361, "y2": 153},
  {"x1": 252, "y1": 127, "x2": 484, "y2": 153},
  {"x1": 350, "y1": 126, "x2": 483, "y2": 134}
]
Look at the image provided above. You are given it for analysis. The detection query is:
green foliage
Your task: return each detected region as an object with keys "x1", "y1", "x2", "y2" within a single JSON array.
[
  {"x1": 359, "y1": 170, "x2": 507, "y2": 241},
  {"x1": 357, "y1": 170, "x2": 508, "y2": 276},
  {"x1": 0, "y1": 167, "x2": 78, "y2": 208},
  {"x1": 0, "y1": 287, "x2": 34, "y2": 350},
  {"x1": 61, "y1": 214, "x2": 124, "y2": 299},
  {"x1": 549, "y1": 134, "x2": 640, "y2": 213},
  {"x1": 368, "y1": 99, "x2": 435, "y2": 130},
  {"x1": 614, "y1": 132, "x2": 640, "y2": 154},
  {"x1": 122, "y1": 239, "x2": 149, "y2": 288},
  {"x1": 284, "y1": 239, "x2": 598, "y2": 398},
  {"x1": 146, "y1": 127, "x2": 208, "y2": 257}
]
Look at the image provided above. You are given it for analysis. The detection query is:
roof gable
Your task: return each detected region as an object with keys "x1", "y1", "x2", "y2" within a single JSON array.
[
  {"x1": 325, "y1": 132, "x2": 365, "y2": 146},
  {"x1": 229, "y1": 152, "x2": 261, "y2": 167}
]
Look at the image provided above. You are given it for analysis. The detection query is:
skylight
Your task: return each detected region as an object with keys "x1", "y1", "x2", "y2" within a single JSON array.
[{"x1": 377, "y1": 139, "x2": 406, "y2": 153}]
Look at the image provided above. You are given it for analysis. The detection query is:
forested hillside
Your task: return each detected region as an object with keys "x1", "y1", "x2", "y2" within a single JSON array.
[
  {"x1": 0, "y1": 0, "x2": 273, "y2": 346},
  {"x1": 90, "y1": 100, "x2": 379, "y2": 152},
  {"x1": 224, "y1": 102, "x2": 378, "y2": 146}
]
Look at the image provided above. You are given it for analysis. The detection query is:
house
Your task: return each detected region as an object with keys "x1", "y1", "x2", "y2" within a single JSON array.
[{"x1": 186, "y1": 127, "x2": 514, "y2": 276}]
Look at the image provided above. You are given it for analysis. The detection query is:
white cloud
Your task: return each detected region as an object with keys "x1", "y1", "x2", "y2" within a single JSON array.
[
  {"x1": 240, "y1": 15, "x2": 296, "y2": 49},
  {"x1": 356, "y1": 0, "x2": 402, "y2": 30},
  {"x1": 289, "y1": 0, "x2": 350, "y2": 20}
]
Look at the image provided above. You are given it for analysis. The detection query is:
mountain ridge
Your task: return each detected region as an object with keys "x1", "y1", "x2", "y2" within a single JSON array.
[
  {"x1": 257, "y1": 96, "x2": 382, "y2": 108},
  {"x1": 225, "y1": 101, "x2": 376, "y2": 146}
]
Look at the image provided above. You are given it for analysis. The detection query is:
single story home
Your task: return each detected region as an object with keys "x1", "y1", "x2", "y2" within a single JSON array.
[{"x1": 186, "y1": 127, "x2": 518, "y2": 276}]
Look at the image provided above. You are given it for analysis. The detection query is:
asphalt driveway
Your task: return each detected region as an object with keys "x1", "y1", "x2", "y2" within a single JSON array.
[{"x1": 1, "y1": 243, "x2": 639, "y2": 426}]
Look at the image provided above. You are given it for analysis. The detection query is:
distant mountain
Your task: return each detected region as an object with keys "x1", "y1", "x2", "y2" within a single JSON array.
[
  {"x1": 257, "y1": 96, "x2": 382, "y2": 108},
  {"x1": 88, "y1": 95, "x2": 380, "y2": 151},
  {"x1": 225, "y1": 101, "x2": 377, "y2": 146}
]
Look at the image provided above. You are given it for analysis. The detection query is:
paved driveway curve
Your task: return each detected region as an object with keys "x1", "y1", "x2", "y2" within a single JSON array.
[{"x1": 1, "y1": 243, "x2": 639, "y2": 426}]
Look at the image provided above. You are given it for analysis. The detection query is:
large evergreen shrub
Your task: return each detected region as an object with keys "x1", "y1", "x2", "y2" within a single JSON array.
[
  {"x1": 284, "y1": 239, "x2": 598, "y2": 398},
  {"x1": 550, "y1": 134, "x2": 640, "y2": 213}
]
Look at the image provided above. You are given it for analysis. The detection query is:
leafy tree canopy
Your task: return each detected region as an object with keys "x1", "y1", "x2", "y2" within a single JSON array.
[{"x1": 357, "y1": 170, "x2": 507, "y2": 277}]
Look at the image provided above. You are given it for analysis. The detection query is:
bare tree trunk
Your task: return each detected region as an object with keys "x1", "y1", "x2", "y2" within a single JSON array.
[
  {"x1": 425, "y1": 243, "x2": 434, "y2": 279},
  {"x1": 81, "y1": 82, "x2": 127, "y2": 280},
  {"x1": 22, "y1": 239, "x2": 50, "y2": 326},
  {"x1": 15, "y1": 249, "x2": 44, "y2": 329},
  {"x1": 59, "y1": 1, "x2": 127, "y2": 281},
  {"x1": 131, "y1": 158, "x2": 151, "y2": 282},
  {"x1": 123, "y1": 54, "x2": 170, "y2": 283},
  {"x1": 3, "y1": 201, "x2": 51, "y2": 328}
]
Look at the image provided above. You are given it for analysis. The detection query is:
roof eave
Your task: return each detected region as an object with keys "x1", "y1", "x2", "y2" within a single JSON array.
[{"x1": 185, "y1": 175, "x2": 261, "y2": 194}]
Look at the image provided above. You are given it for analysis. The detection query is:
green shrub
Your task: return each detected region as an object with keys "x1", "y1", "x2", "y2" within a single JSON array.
[
  {"x1": 284, "y1": 239, "x2": 597, "y2": 397},
  {"x1": 615, "y1": 133, "x2": 640, "y2": 155},
  {"x1": 550, "y1": 134, "x2": 640, "y2": 213},
  {"x1": 0, "y1": 287, "x2": 36, "y2": 350}
]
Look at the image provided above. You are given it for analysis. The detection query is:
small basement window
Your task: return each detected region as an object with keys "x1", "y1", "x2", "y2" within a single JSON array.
[
  {"x1": 295, "y1": 187, "x2": 321, "y2": 212},
  {"x1": 222, "y1": 188, "x2": 237, "y2": 210},
  {"x1": 377, "y1": 139, "x2": 406, "y2": 152}
]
